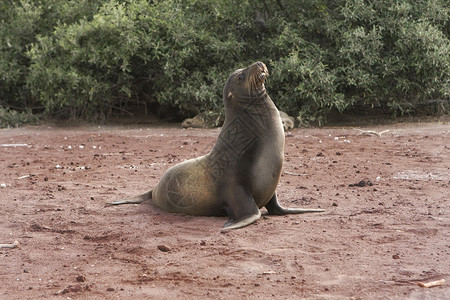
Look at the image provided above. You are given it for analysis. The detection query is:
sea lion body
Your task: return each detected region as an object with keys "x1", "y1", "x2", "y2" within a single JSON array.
[
  {"x1": 154, "y1": 81, "x2": 283, "y2": 216},
  {"x1": 110, "y1": 62, "x2": 323, "y2": 229},
  {"x1": 151, "y1": 156, "x2": 219, "y2": 216}
]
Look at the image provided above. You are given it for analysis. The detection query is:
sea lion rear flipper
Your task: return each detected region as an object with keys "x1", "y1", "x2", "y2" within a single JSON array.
[
  {"x1": 222, "y1": 185, "x2": 261, "y2": 230},
  {"x1": 105, "y1": 190, "x2": 152, "y2": 207},
  {"x1": 265, "y1": 193, "x2": 324, "y2": 215}
]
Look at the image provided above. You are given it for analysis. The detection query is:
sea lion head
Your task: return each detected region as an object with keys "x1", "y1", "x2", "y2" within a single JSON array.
[{"x1": 223, "y1": 61, "x2": 269, "y2": 108}]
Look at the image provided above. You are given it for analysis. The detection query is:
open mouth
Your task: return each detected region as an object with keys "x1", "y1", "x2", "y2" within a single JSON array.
[{"x1": 255, "y1": 62, "x2": 269, "y2": 83}]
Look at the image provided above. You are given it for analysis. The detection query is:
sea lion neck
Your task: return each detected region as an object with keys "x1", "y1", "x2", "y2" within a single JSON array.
[{"x1": 223, "y1": 88, "x2": 269, "y2": 117}]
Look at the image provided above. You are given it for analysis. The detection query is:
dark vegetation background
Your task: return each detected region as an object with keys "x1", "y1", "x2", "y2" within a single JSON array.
[{"x1": 0, "y1": 0, "x2": 449, "y2": 127}]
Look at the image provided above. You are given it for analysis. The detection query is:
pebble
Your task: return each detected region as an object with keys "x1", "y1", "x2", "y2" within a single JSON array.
[{"x1": 157, "y1": 245, "x2": 171, "y2": 252}]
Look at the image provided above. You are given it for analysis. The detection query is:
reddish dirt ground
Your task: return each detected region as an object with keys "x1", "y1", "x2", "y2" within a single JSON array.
[{"x1": 1, "y1": 121, "x2": 449, "y2": 299}]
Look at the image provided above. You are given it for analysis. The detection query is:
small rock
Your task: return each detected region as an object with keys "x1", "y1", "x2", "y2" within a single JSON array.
[
  {"x1": 157, "y1": 245, "x2": 171, "y2": 252},
  {"x1": 349, "y1": 180, "x2": 373, "y2": 187},
  {"x1": 56, "y1": 284, "x2": 83, "y2": 295}
]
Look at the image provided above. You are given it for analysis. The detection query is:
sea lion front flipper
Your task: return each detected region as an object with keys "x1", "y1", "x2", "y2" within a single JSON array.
[
  {"x1": 265, "y1": 193, "x2": 324, "y2": 215},
  {"x1": 222, "y1": 185, "x2": 261, "y2": 230}
]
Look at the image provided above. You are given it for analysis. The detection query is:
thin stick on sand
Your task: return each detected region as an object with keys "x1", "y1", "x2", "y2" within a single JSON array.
[
  {"x1": 416, "y1": 279, "x2": 445, "y2": 288},
  {"x1": 0, "y1": 241, "x2": 20, "y2": 249}
]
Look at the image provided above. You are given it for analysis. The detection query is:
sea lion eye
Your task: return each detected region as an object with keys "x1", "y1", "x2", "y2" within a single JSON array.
[{"x1": 238, "y1": 74, "x2": 245, "y2": 81}]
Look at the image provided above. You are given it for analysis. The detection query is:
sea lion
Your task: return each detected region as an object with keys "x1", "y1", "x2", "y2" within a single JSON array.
[
  {"x1": 181, "y1": 111, "x2": 223, "y2": 128},
  {"x1": 279, "y1": 111, "x2": 295, "y2": 131},
  {"x1": 108, "y1": 61, "x2": 324, "y2": 229}
]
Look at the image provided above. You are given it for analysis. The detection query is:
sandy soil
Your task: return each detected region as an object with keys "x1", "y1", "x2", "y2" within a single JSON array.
[{"x1": 0, "y1": 122, "x2": 449, "y2": 299}]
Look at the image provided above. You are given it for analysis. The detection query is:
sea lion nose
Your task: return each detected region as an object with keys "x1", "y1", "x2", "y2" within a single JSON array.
[{"x1": 255, "y1": 61, "x2": 268, "y2": 77}]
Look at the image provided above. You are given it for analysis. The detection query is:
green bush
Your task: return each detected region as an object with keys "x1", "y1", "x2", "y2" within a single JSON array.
[
  {"x1": 0, "y1": 0, "x2": 448, "y2": 124},
  {"x1": 0, "y1": 0, "x2": 41, "y2": 108},
  {"x1": 0, "y1": 106, "x2": 39, "y2": 128},
  {"x1": 26, "y1": 0, "x2": 246, "y2": 119},
  {"x1": 333, "y1": 0, "x2": 450, "y2": 117},
  {"x1": 27, "y1": 1, "x2": 140, "y2": 119},
  {"x1": 0, "y1": 0, "x2": 103, "y2": 111},
  {"x1": 265, "y1": 0, "x2": 449, "y2": 124}
]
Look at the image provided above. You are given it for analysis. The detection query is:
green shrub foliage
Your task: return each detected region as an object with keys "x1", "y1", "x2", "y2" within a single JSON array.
[
  {"x1": 0, "y1": 105, "x2": 39, "y2": 128},
  {"x1": 0, "y1": 0, "x2": 449, "y2": 123}
]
